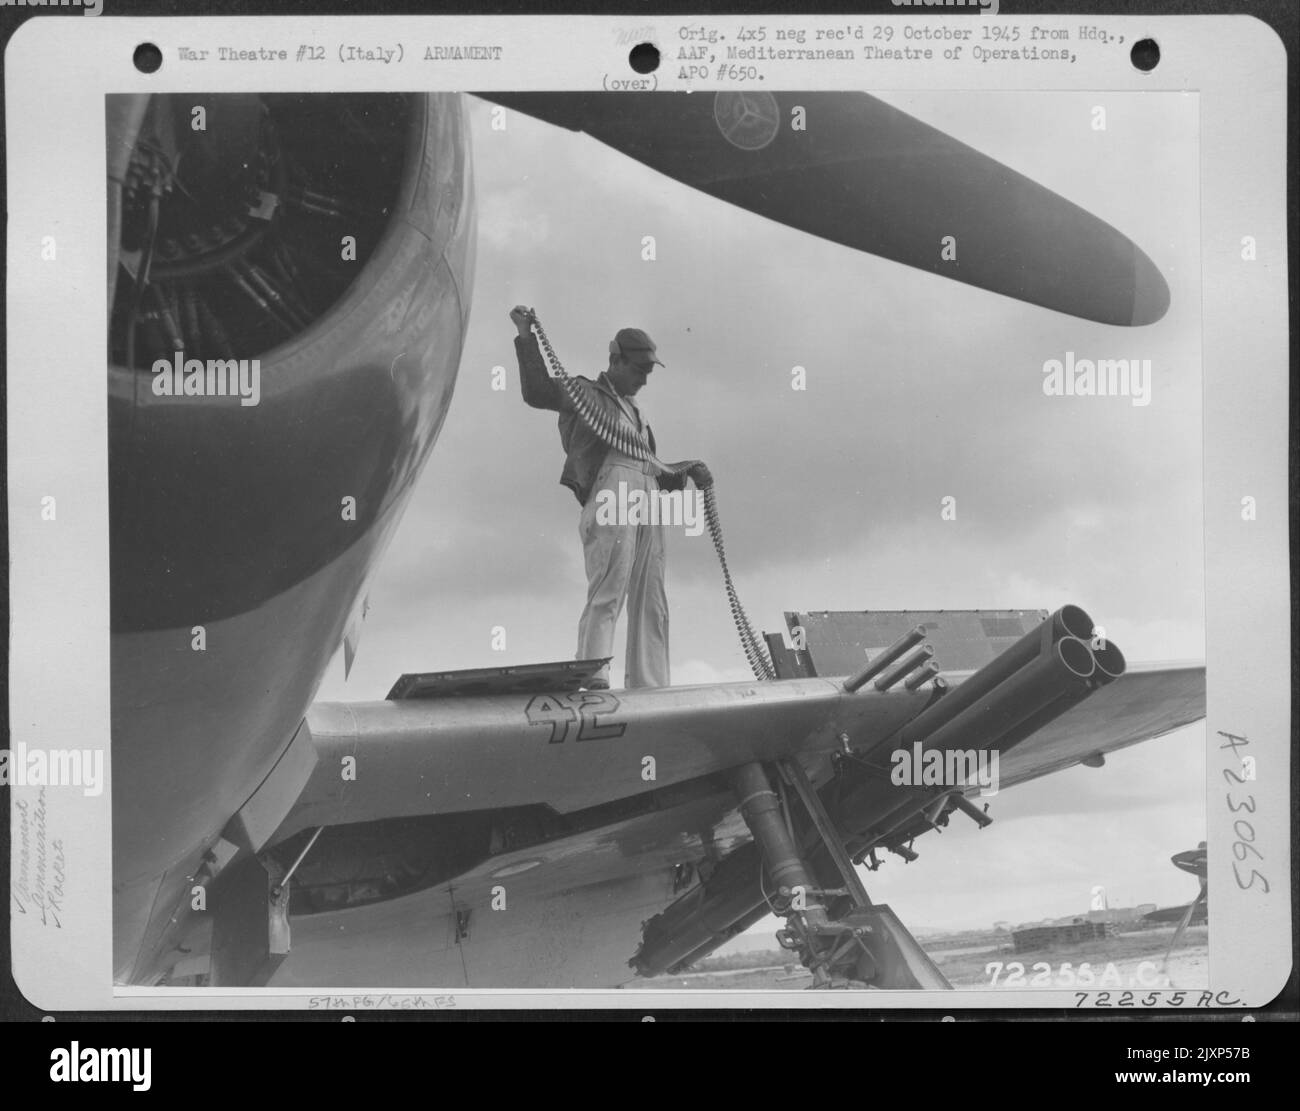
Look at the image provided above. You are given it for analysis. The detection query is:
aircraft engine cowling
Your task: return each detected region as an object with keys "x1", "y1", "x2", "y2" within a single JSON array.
[
  {"x1": 108, "y1": 91, "x2": 476, "y2": 984},
  {"x1": 109, "y1": 93, "x2": 414, "y2": 371}
]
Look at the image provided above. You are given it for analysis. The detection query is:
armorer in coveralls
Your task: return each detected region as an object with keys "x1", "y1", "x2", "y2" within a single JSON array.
[{"x1": 511, "y1": 306, "x2": 711, "y2": 691}]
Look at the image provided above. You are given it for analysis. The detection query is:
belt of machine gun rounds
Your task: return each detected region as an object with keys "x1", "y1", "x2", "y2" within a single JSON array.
[{"x1": 529, "y1": 314, "x2": 776, "y2": 682}]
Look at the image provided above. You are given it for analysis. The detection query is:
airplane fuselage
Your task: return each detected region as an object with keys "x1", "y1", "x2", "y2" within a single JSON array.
[{"x1": 109, "y1": 92, "x2": 476, "y2": 982}]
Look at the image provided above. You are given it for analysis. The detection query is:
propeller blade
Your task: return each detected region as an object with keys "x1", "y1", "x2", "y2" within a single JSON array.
[{"x1": 480, "y1": 91, "x2": 1169, "y2": 326}]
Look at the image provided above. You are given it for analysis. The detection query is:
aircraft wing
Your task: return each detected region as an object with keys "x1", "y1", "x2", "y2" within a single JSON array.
[
  {"x1": 189, "y1": 660, "x2": 927, "y2": 987},
  {"x1": 991, "y1": 661, "x2": 1205, "y2": 791},
  {"x1": 477, "y1": 91, "x2": 1170, "y2": 326},
  {"x1": 174, "y1": 608, "x2": 1205, "y2": 989}
]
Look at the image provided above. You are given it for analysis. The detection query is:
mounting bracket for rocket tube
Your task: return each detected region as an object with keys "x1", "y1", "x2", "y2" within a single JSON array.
[
  {"x1": 948, "y1": 792, "x2": 994, "y2": 829},
  {"x1": 778, "y1": 756, "x2": 871, "y2": 909}
]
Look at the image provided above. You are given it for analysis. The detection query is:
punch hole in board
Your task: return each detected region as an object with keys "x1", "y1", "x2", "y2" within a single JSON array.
[
  {"x1": 133, "y1": 42, "x2": 163, "y2": 74},
  {"x1": 629, "y1": 42, "x2": 660, "y2": 74},
  {"x1": 1130, "y1": 38, "x2": 1160, "y2": 72}
]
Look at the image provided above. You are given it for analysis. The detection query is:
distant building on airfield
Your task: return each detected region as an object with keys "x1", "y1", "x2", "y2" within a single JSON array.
[
  {"x1": 1009, "y1": 901, "x2": 1171, "y2": 951},
  {"x1": 1011, "y1": 921, "x2": 1108, "y2": 953}
]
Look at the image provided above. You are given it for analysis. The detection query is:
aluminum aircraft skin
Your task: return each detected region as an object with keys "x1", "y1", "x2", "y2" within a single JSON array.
[{"x1": 108, "y1": 91, "x2": 1202, "y2": 988}]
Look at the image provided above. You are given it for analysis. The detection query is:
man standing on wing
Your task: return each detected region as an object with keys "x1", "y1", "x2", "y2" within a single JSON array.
[{"x1": 511, "y1": 305, "x2": 711, "y2": 690}]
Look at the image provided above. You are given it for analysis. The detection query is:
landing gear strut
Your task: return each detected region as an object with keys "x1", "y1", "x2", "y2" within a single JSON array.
[{"x1": 730, "y1": 759, "x2": 948, "y2": 990}]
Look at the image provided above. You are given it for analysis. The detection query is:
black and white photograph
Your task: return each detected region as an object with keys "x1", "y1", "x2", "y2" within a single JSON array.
[{"x1": 2, "y1": 9, "x2": 1290, "y2": 1028}]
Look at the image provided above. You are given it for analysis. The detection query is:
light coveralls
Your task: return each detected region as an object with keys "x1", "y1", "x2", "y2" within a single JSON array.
[{"x1": 578, "y1": 436, "x2": 670, "y2": 689}]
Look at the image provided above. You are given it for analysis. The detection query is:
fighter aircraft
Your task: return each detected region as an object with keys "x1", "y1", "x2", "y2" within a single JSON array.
[{"x1": 107, "y1": 90, "x2": 1202, "y2": 988}]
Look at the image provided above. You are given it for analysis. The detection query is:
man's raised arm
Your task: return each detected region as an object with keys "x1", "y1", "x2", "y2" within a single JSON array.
[{"x1": 510, "y1": 304, "x2": 567, "y2": 412}]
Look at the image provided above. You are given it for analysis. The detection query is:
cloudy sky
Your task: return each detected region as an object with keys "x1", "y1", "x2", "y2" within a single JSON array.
[{"x1": 316, "y1": 90, "x2": 1204, "y2": 932}]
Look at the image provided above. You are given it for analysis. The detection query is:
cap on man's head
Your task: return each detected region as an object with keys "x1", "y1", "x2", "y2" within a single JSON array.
[{"x1": 612, "y1": 327, "x2": 665, "y2": 367}]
